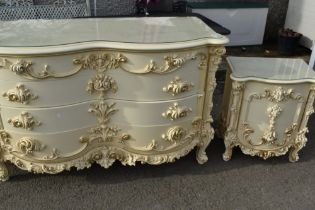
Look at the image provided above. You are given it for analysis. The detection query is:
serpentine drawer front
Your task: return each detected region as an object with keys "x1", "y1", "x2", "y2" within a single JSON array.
[
  {"x1": 1, "y1": 95, "x2": 204, "y2": 133},
  {"x1": 220, "y1": 57, "x2": 315, "y2": 162},
  {"x1": 0, "y1": 17, "x2": 228, "y2": 181},
  {"x1": 0, "y1": 49, "x2": 207, "y2": 107}
]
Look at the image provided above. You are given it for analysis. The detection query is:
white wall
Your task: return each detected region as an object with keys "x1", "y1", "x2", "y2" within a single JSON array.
[
  {"x1": 285, "y1": 0, "x2": 315, "y2": 49},
  {"x1": 192, "y1": 8, "x2": 268, "y2": 46}
]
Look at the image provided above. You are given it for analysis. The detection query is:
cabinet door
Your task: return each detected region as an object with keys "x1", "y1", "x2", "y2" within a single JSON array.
[{"x1": 237, "y1": 82, "x2": 309, "y2": 152}]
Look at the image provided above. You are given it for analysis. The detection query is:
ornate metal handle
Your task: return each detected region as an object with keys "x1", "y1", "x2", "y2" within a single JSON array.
[
  {"x1": 162, "y1": 77, "x2": 194, "y2": 96},
  {"x1": 162, "y1": 102, "x2": 192, "y2": 121},
  {"x1": 8, "y1": 112, "x2": 41, "y2": 131},
  {"x1": 2, "y1": 84, "x2": 38, "y2": 104}
]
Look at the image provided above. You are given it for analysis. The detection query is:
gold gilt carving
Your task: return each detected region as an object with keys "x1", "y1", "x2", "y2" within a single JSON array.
[
  {"x1": 1, "y1": 51, "x2": 207, "y2": 80},
  {"x1": 16, "y1": 137, "x2": 44, "y2": 155},
  {"x1": 10, "y1": 59, "x2": 32, "y2": 74},
  {"x1": 162, "y1": 76, "x2": 194, "y2": 96},
  {"x1": 249, "y1": 86, "x2": 304, "y2": 103},
  {"x1": 73, "y1": 53, "x2": 127, "y2": 72},
  {"x1": 1, "y1": 58, "x2": 82, "y2": 79},
  {"x1": 87, "y1": 74, "x2": 118, "y2": 96},
  {"x1": 0, "y1": 162, "x2": 9, "y2": 182},
  {"x1": 196, "y1": 46, "x2": 226, "y2": 165},
  {"x1": 162, "y1": 126, "x2": 187, "y2": 143},
  {"x1": 121, "y1": 133, "x2": 131, "y2": 142},
  {"x1": 80, "y1": 102, "x2": 121, "y2": 144},
  {"x1": 8, "y1": 111, "x2": 41, "y2": 131},
  {"x1": 261, "y1": 105, "x2": 282, "y2": 144},
  {"x1": 224, "y1": 82, "x2": 315, "y2": 162},
  {"x1": 0, "y1": 130, "x2": 62, "y2": 163},
  {"x1": 0, "y1": 138, "x2": 202, "y2": 179},
  {"x1": 74, "y1": 52, "x2": 207, "y2": 74},
  {"x1": 162, "y1": 103, "x2": 192, "y2": 121},
  {"x1": 142, "y1": 140, "x2": 159, "y2": 151},
  {"x1": 2, "y1": 84, "x2": 38, "y2": 104}
]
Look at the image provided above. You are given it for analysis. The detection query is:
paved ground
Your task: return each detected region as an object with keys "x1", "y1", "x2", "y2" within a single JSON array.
[{"x1": 1, "y1": 45, "x2": 314, "y2": 210}]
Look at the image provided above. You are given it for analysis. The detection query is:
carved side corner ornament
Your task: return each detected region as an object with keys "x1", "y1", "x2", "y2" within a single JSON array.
[
  {"x1": 162, "y1": 76, "x2": 194, "y2": 96},
  {"x1": 8, "y1": 112, "x2": 41, "y2": 131},
  {"x1": 208, "y1": 46, "x2": 226, "y2": 68},
  {"x1": 2, "y1": 84, "x2": 38, "y2": 104},
  {"x1": 87, "y1": 74, "x2": 118, "y2": 96},
  {"x1": 162, "y1": 103, "x2": 192, "y2": 121}
]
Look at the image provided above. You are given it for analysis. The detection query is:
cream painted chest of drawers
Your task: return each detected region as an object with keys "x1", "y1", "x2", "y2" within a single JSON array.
[
  {"x1": 0, "y1": 17, "x2": 228, "y2": 181},
  {"x1": 220, "y1": 57, "x2": 315, "y2": 162}
]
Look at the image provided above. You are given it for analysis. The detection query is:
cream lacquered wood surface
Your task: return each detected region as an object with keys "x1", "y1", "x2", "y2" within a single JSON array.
[
  {"x1": 220, "y1": 56, "x2": 315, "y2": 162},
  {"x1": 0, "y1": 17, "x2": 228, "y2": 181},
  {"x1": 3, "y1": 121, "x2": 200, "y2": 164},
  {"x1": 1, "y1": 94, "x2": 204, "y2": 133},
  {"x1": 0, "y1": 48, "x2": 207, "y2": 107}
]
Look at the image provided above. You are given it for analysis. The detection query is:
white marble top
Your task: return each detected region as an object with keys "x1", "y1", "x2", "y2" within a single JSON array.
[
  {"x1": 0, "y1": 17, "x2": 226, "y2": 47},
  {"x1": 227, "y1": 56, "x2": 315, "y2": 81}
]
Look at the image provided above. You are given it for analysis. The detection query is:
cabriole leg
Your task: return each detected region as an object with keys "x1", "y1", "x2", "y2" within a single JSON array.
[
  {"x1": 196, "y1": 128, "x2": 213, "y2": 164},
  {"x1": 289, "y1": 144, "x2": 304, "y2": 162},
  {"x1": 196, "y1": 137, "x2": 211, "y2": 164},
  {"x1": 223, "y1": 142, "x2": 234, "y2": 161},
  {"x1": 0, "y1": 162, "x2": 9, "y2": 182}
]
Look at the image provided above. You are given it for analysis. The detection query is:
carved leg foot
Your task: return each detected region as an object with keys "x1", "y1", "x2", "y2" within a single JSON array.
[
  {"x1": 223, "y1": 144, "x2": 234, "y2": 161},
  {"x1": 196, "y1": 136, "x2": 212, "y2": 165},
  {"x1": 289, "y1": 146, "x2": 301, "y2": 163},
  {"x1": 0, "y1": 162, "x2": 9, "y2": 182}
]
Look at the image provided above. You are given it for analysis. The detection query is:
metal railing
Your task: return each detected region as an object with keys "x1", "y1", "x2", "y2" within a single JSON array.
[{"x1": 0, "y1": 0, "x2": 91, "y2": 20}]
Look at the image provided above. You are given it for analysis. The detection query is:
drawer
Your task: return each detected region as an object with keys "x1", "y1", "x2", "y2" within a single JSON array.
[
  {"x1": 115, "y1": 120, "x2": 201, "y2": 155},
  {"x1": 0, "y1": 48, "x2": 208, "y2": 107},
  {"x1": 0, "y1": 94, "x2": 204, "y2": 133},
  {"x1": 2, "y1": 119, "x2": 201, "y2": 163}
]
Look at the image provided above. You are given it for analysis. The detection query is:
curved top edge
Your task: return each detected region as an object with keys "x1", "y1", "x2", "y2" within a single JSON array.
[
  {"x1": 230, "y1": 75, "x2": 315, "y2": 84},
  {"x1": 0, "y1": 38, "x2": 228, "y2": 55}
]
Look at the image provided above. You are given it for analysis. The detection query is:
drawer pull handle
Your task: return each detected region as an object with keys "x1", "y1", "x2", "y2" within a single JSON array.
[
  {"x1": 162, "y1": 126, "x2": 187, "y2": 143},
  {"x1": 163, "y1": 77, "x2": 194, "y2": 96},
  {"x1": 2, "y1": 84, "x2": 38, "y2": 105},
  {"x1": 8, "y1": 112, "x2": 41, "y2": 131},
  {"x1": 162, "y1": 103, "x2": 192, "y2": 121}
]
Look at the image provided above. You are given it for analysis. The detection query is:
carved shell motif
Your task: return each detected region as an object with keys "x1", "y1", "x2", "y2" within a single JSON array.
[{"x1": 87, "y1": 74, "x2": 118, "y2": 95}]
